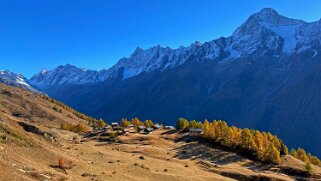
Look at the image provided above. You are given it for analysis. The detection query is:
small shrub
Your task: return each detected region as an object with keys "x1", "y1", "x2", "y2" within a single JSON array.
[
  {"x1": 58, "y1": 158, "x2": 65, "y2": 168},
  {"x1": 72, "y1": 135, "x2": 78, "y2": 141},
  {"x1": 96, "y1": 118, "x2": 107, "y2": 128},
  {"x1": 109, "y1": 131, "x2": 118, "y2": 138},
  {"x1": 52, "y1": 106, "x2": 60, "y2": 112},
  {"x1": 305, "y1": 162, "x2": 313, "y2": 175},
  {"x1": 60, "y1": 123, "x2": 90, "y2": 133}
]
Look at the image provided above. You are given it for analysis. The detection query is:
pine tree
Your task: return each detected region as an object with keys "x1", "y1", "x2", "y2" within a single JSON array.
[
  {"x1": 222, "y1": 127, "x2": 233, "y2": 147},
  {"x1": 279, "y1": 140, "x2": 288, "y2": 155},
  {"x1": 189, "y1": 120, "x2": 197, "y2": 128},
  {"x1": 304, "y1": 162, "x2": 313, "y2": 175},
  {"x1": 176, "y1": 118, "x2": 189, "y2": 131},
  {"x1": 203, "y1": 119, "x2": 210, "y2": 139},
  {"x1": 264, "y1": 143, "x2": 281, "y2": 164},
  {"x1": 53, "y1": 105, "x2": 60, "y2": 112},
  {"x1": 271, "y1": 135, "x2": 281, "y2": 151},
  {"x1": 120, "y1": 118, "x2": 130, "y2": 127},
  {"x1": 131, "y1": 117, "x2": 144, "y2": 130},
  {"x1": 144, "y1": 120, "x2": 154, "y2": 128},
  {"x1": 230, "y1": 126, "x2": 241, "y2": 147},
  {"x1": 241, "y1": 128, "x2": 251, "y2": 149},
  {"x1": 97, "y1": 118, "x2": 107, "y2": 128},
  {"x1": 206, "y1": 122, "x2": 214, "y2": 141},
  {"x1": 308, "y1": 154, "x2": 321, "y2": 166},
  {"x1": 210, "y1": 121, "x2": 217, "y2": 141},
  {"x1": 196, "y1": 121, "x2": 203, "y2": 129},
  {"x1": 60, "y1": 123, "x2": 70, "y2": 131},
  {"x1": 296, "y1": 148, "x2": 309, "y2": 162},
  {"x1": 253, "y1": 131, "x2": 264, "y2": 159},
  {"x1": 290, "y1": 148, "x2": 297, "y2": 158},
  {"x1": 218, "y1": 121, "x2": 228, "y2": 141}
]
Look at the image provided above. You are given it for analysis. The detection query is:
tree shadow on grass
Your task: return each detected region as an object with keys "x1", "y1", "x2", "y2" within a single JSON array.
[
  {"x1": 172, "y1": 139, "x2": 318, "y2": 180},
  {"x1": 160, "y1": 129, "x2": 178, "y2": 135},
  {"x1": 172, "y1": 141, "x2": 250, "y2": 165}
]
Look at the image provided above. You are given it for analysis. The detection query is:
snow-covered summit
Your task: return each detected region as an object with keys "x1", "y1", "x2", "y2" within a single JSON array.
[
  {"x1": 0, "y1": 70, "x2": 39, "y2": 93},
  {"x1": 29, "y1": 64, "x2": 111, "y2": 87},
  {"x1": 226, "y1": 8, "x2": 320, "y2": 57},
  {"x1": 30, "y1": 8, "x2": 321, "y2": 87}
]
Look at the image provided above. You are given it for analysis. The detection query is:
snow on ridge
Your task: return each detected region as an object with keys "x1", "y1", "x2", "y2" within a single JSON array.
[
  {"x1": 0, "y1": 70, "x2": 34, "y2": 89},
  {"x1": 16, "y1": 76, "x2": 29, "y2": 86},
  {"x1": 29, "y1": 8, "x2": 321, "y2": 86},
  {"x1": 259, "y1": 21, "x2": 300, "y2": 54}
]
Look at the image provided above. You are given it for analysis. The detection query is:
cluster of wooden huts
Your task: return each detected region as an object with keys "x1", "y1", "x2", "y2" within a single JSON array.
[{"x1": 93, "y1": 122, "x2": 175, "y2": 136}]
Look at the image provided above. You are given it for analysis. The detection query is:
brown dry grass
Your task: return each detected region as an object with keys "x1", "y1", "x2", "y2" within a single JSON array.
[{"x1": 0, "y1": 84, "x2": 319, "y2": 181}]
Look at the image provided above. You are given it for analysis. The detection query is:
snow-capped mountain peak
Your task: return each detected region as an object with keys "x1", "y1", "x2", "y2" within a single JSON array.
[
  {"x1": 233, "y1": 8, "x2": 305, "y2": 37},
  {"x1": 29, "y1": 64, "x2": 109, "y2": 87},
  {"x1": 40, "y1": 68, "x2": 47, "y2": 75},
  {"x1": 29, "y1": 8, "x2": 321, "y2": 88},
  {"x1": 255, "y1": 8, "x2": 305, "y2": 25},
  {"x1": 0, "y1": 70, "x2": 39, "y2": 93},
  {"x1": 230, "y1": 8, "x2": 321, "y2": 56}
]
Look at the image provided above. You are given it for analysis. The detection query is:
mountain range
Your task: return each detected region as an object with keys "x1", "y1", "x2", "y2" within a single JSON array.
[
  {"x1": 1, "y1": 8, "x2": 321, "y2": 156},
  {"x1": 0, "y1": 70, "x2": 40, "y2": 93}
]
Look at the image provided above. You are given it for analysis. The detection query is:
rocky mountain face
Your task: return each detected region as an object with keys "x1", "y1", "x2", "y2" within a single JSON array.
[
  {"x1": 0, "y1": 70, "x2": 40, "y2": 93},
  {"x1": 30, "y1": 8, "x2": 321, "y2": 87},
  {"x1": 25, "y1": 8, "x2": 321, "y2": 156}
]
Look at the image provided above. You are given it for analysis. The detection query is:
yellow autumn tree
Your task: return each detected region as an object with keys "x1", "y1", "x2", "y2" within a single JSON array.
[
  {"x1": 296, "y1": 148, "x2": 309, "y2": 162},
  {"x1": 120, "y1": 118, "x2": 130, "y2": 127},
  {"x1": 208, "y1": 121, "x2": 217, "y2": 141},
  {"x1": 263, "y1": 143, "x2": 281, "y2": 164},
  {"x1": 308, "y1": 154, "x2": 321, "y2": 166},
  {"x1": 290, "y1": 148, "x2": 297, "y2": 157},
  {"x1": 203, "y1": 119, "x2": 210, "y2": 139},
  {"x1": 176, "y1": 118, "x2": 189, "y2": 130},
  {"x1": 222, "y1": 127, "x2": 233, "y2": 147},
  {"x1": 253, "y1": 131, "x2": 264, "y2": 159},
  {"x1": 97, "y1": 118, "x2": 107, "y2": 128},
  {"x1": 144, "y1": 120, "x2": 154, "y2": 128},
  {"x1": 241, "y1": 128, "x2": 252, "y2": 149},
  {"x1": 305, "y1": 162, "x2": 313, "y2": 175},
  {"x1": 131, "y1": 117, "x2": 144, "y2": 130},
  {"x1": 230, "y1": 126, "x2": 241, "y2": 147}
]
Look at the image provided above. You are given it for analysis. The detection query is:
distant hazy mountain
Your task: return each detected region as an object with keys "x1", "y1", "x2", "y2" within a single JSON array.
[
  {"x1": 0, "y1": 70, "x2": 40, "y2": 93},
  {"x1": 28, "y1": 8, "x2": 321, "y2": 156}
]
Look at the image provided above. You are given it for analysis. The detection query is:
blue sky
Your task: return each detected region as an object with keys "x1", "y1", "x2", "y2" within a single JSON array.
[{"x1": 1, "y1": 0, "x2": 321, "y2": 78}]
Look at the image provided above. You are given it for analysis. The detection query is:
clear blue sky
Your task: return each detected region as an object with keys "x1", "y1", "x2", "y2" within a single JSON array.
[{"x1": 1, "y1": 0, "x2": 321, "y2": 78}]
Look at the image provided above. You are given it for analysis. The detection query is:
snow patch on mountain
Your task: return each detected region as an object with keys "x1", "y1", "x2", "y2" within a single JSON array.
[
  {"x1": 16, "y1": 76, "x2": 29, "y2": 86},
  {"x1": 123, "y1": 68, "x2": 143, "y2": 79},
  {"x1": 29, "y1": 8, "x2": 321, "y2": 87},
  {"x1": 259, "y1": 22, "x2": 300, "y2": 54},
  {"x1": 0, "y1": 70, "x2": 40, "y2": 93}
]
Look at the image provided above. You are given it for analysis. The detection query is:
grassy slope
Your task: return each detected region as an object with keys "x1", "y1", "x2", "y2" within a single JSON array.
[{"x1": 0, "y1": 84, "x2": 320, "y2": 181}]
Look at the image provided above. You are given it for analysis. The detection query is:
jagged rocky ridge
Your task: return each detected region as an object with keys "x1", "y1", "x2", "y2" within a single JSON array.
[
  {"x1": 30, "y1": 8, "x2": 321, "y2": 87},
  {"x1": 0, "y1": 70, "x2": 40, "y2": 93}
]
